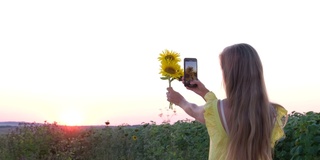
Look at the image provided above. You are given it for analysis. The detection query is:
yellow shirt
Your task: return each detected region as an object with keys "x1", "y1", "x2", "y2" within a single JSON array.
[{"x1": 203, "y1": 92, "x2": 288, "y2": 160}]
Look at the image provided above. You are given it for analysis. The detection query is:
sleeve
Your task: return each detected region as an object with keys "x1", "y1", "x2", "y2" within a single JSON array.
[
  {"x1": 271, "y1": 104, "x2": 288, "y2": 148},
  {"x1": 203, "y1": 91, "x2": 218, "y2": 111},
  {"x1": 203, "y1": 91, "x2": 219, "y2": 136},
  {"x1": 204, "y1": 91, "x2": 218, "y2": 102}
]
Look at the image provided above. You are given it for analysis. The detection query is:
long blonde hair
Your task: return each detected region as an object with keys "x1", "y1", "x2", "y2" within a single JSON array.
[{"x1": 220, "y1": 43, "x2": 274, "y2": 160}]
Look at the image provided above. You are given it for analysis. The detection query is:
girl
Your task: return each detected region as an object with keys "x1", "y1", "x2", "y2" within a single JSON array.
[{"x1": 166, "y1": 43, "x2": 287, "y2": 160}]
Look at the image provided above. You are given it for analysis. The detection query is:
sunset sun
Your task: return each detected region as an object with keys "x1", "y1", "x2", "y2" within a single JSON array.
[{"x1": 59, "y1": 108, "x2": 84, "y2": 126}]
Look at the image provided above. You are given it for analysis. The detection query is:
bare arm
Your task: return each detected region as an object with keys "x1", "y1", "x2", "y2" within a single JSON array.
[
  {"x1": 166, "y1": 87, "x2": 205, "y2": 123},
  {"x1": 179, "y1": 100, "x2": 205, "y2": 123},
  {"x1": 185, "y1": 79, "x2": 210, "y2": 101}
]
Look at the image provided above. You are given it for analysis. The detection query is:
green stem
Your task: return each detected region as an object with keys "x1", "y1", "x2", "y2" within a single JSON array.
[{"x1": 168, "y1": 78, "x2": 173, "y2": 109}]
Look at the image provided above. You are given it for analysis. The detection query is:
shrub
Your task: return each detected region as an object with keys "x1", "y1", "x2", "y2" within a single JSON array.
[
  {"x1": 0, "y1": 121, "x2": 95, "y2": 160},
  {"x1": 0, "y1": 111, "x2": 319, "y2": 160},
  {"x1": 274, "y1": 111, "x2": 320, "y2": 160},
  {"x1": 88, "y1": 119, "x2": 209, "y2": 160}
]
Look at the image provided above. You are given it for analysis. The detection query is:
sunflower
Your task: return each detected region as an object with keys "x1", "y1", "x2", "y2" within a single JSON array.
[
  {"x1": 158, "y1": 49, "x2": 181, "y2": 64},
  {"x1": 176, "y1": 68, "x2": 184, "y2": 81},
  {"x1": 132, "y1": 135, "x2": 137, "y2": 141},
  {"x1": 159, "y1": 61, "x2": 183, "y2": 79},
  {"x1": 158, "y1": 49, "x2": 183, "y2": 109}
]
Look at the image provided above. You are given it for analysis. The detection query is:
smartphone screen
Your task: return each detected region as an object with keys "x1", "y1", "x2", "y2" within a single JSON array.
[{"x1": 184, "y1": 58, "x2": 198, "y2": 87}]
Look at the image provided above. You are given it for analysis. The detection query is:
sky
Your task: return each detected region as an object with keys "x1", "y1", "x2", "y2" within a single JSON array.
[{"x1": 0, "y1": 0, "x2": 319, "y2": 126}]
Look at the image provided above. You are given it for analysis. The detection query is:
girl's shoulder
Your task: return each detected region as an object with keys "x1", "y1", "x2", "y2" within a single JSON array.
[
  {"x1": 270, "y1": 103, "x2": 288, "y2": 148},
  {"x1": 271, "y1": 103, "x2": 288, "y2": 126}
]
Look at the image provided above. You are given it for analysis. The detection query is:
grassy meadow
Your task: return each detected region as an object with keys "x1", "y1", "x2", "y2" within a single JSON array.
[{"x1": 0, "y1": 111, "x2": 319, "y2": 160}]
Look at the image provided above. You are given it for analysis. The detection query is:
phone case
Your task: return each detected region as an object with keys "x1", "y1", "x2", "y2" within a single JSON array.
[{"x1": 184, "y1": 58, "x2": 198, "y2": 87}]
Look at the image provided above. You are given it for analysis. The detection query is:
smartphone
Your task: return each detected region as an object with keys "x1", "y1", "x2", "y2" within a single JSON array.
[{"x1": 184, "y1": 58, "x2": 198, "y2": 87}]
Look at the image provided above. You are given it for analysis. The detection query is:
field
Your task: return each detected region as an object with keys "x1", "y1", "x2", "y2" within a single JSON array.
[
  {"x1": 0, "y1": 111, "x2": 319, "y2": 160},
  {"x1": 0, "y1": 127, "x2": 12, "y2": 135},
  {"x1": 0, "y1": 124, "x2": 104, "y2": 135}
]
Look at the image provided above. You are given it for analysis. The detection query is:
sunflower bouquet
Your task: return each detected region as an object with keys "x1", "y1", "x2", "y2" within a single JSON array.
[{"x1": 158, "y1": 49, "x2": 183, "y2": 109}]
